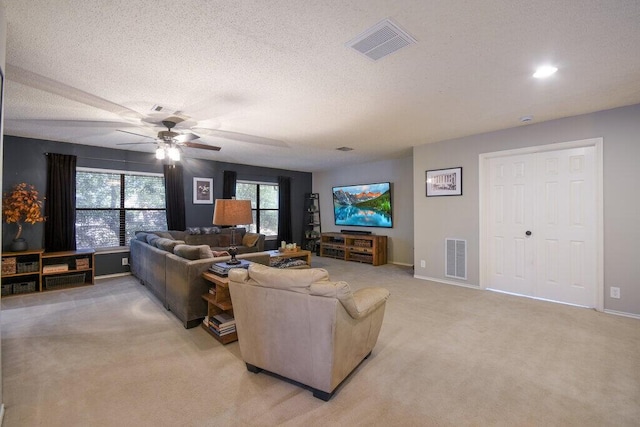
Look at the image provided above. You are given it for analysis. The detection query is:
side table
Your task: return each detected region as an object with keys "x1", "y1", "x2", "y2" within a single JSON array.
[{"x1": 201, "y1": 271, "x2": 237, "y2": 344}]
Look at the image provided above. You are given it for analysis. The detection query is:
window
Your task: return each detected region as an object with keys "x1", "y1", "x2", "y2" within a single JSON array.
[
  {"x1": 235, "y1": 181, "x2": 278, "y2": 238},
  {"x1": 76, "y1": 169, "x2": 167, "y2": 248}
]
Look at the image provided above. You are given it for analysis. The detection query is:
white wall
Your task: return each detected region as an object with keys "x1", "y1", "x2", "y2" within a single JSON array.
[
  {"x1": 413, "y1": 103, "x2": 640, "y2": 316},
  {"x1": 313, "y1": 155, "x2": 414, "y2": 265}
]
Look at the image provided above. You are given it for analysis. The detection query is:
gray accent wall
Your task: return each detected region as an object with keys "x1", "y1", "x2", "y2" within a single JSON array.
[
  {"x1": 2, "y1": 136, "x2": 312, "y2": 274},
  {"x1": 413, "y1": 103, "x2": 640, "y2": 316},
  {"x1": 313, "y1": 155, "x2": 414, "y2": 265}
]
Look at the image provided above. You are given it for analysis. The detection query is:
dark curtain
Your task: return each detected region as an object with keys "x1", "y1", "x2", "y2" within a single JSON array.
[
  {"x1": 163, "y1": 164, "x2": 186, "y2": 231},
  {"x1": 222, "y1": 170, "x2": 237, "y2": 199},
  {"x1": 277, "y1": 176, "x2": 292, "y2": 243},
  {"x1": 44, "y1": 153, "x2": 77, "y2": 252}
]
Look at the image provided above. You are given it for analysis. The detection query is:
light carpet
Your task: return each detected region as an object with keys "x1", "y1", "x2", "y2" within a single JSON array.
[{"x1": 1, "y1": 256, "x2": 639, "y2": 426}]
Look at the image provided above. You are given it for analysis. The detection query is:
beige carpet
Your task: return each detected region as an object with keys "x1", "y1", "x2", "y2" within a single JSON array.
[{"x1": 1, "y1": 256, "x2": 639, "y2": 426}]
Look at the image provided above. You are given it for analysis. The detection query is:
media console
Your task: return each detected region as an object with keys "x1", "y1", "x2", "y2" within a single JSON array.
[{"x1": 319, "y1": 232, "x2": 387, "y2": 266}]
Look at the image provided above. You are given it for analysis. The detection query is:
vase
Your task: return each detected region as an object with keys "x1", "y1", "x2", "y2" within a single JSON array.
[{"x1": 10, "y1": 238, "x2": 28, "y2": 252}]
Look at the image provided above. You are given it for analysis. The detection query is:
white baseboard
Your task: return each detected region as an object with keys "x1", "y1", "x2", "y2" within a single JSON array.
[
  {"x1": 95, "y1": 272, "x2": 132, "y2": 280},
  {"x1": 604, "y1": 309, "x2": 640, "y2": 320},
  {"x1": 391, "y1": 261, "x2": 413, "y2": 267},
  {"x1": 413, "y1": 274, "x2": 480, "y2": 290}
]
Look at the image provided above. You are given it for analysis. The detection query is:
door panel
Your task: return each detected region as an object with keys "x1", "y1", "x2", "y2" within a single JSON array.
[
  {"x1": 487, "y1": 154, "x2": 535, "y2": 296},
  {"x1": 487, "y1": 146, "x2": 596, "y2": 307}
]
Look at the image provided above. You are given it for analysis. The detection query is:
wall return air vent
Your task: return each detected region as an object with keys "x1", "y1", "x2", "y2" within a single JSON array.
[
  {"x1": 346, "y1": 18, "x2": 417, "y2": 61},
  {"x1": 445, "y1": 238, "x2": 467, "y2": 280}
]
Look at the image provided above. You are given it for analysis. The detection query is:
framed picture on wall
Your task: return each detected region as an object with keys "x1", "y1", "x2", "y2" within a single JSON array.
[
  {"x1": 426, "y1": 167, "x2": 462, "y2": 197},
  {"x1": 193, "y1": 177, "x2": 213, "y2": 204}
]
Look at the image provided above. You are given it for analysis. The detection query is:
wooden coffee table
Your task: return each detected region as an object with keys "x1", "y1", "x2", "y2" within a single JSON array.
[{"x1": 267, "y1": 249, "x2": 312, "y2": 267}]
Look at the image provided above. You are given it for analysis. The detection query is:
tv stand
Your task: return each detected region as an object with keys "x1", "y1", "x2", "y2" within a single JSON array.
[{"x1": 320, "y1": 232, "x2": 387, "y2": 266}]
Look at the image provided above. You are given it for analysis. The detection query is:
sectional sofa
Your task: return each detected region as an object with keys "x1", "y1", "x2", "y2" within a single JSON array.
[{"x1": 130, "y1": 227, "x2": 267, "y2": 328}]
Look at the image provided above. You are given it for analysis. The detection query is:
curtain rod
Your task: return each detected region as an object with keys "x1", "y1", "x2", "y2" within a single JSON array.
[{"x1": 44, "y1": 152, "x2": 161, "y2": 166}]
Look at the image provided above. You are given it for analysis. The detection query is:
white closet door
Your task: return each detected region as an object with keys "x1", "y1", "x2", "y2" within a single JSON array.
[{"x1": 486, "y1": 146, "x2": 596, "y2": 307}]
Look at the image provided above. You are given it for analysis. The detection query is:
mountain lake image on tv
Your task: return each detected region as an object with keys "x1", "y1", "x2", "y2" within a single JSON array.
[{"x1": 332, "y1": 182, "x2": 392, "y2": 228}]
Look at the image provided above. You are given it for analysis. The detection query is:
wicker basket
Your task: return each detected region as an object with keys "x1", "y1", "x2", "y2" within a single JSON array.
[
  {"x1": 17, "y1": 261, "x2": 40, "y2": 273},
  {"x1": 2, "y1": 257, "x2": 16, "y2": 275},
  {"x1": 12, "y1": 281, "x2": 36, "y2": 294},
  {"x1": 1, "y1": 283, "x2": 12, "y2": 296},
  {"x1": 353, "y1": 239, "x2": 372, "y2": 248},
  {"x1": 45, "y1": 273, "x2": 86, "y2": 290}
]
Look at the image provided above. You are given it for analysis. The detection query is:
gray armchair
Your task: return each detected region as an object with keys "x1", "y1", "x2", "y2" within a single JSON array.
[{"x1": 228, "y1": 263, "x2": 390, "y2": 400}]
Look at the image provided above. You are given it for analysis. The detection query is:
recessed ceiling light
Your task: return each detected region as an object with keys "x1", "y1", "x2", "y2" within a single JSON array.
[{"x1": 533, "y1": 65, "x2": 558, "y2": 79}]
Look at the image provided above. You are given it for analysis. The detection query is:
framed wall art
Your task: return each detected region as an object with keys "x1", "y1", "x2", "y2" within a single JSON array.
[
  {"x1": 426, "y1": 167, "x2": 462, "y2": 197},
  {"x1": 193, "y1": 177, "x2": 213, "y2": 204}
]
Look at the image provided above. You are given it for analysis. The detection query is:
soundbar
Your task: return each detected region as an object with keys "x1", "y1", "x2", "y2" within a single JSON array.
[{"x1": 340, "y1": 229, "x2": 372, "y2": 235}]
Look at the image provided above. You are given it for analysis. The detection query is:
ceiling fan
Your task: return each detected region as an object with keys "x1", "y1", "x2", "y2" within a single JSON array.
[
  {"x1": 5, "y1": 65, "x2": 289, "y2": 155},
  {"x1": 116, "y1": 116, "x2": 221, "y2": 160}
]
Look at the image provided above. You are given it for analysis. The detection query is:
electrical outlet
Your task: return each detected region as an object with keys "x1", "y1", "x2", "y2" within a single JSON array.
[
  {"x1": 610, "y1": 287, "x2": 620, "y2": 299},
  {"x1": 122, "y1": 257, "x2": 129, "y2": 266},
  {"x1": 420, "y1": 260, "x2": 426, "y2": 268}
]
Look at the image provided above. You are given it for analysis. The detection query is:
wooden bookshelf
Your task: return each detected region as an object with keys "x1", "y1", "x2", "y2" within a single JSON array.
[{"x1": 2, "y1": 249, "x2": 95, "y2": 296}]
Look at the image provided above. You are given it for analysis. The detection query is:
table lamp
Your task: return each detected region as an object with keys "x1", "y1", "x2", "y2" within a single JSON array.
[{"x1": 212, "y1": 199, "x2": 253, "y2": 265}]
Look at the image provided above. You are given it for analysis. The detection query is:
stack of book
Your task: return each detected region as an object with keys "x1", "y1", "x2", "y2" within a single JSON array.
[
  {"x1": 208, "y1": 259, "x2": 251, "y2": 276},
  {"x1": 203, "y1": 313, "x2": 236, "y2": 337}
]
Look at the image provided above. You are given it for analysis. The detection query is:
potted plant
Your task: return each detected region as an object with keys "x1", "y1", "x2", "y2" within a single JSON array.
[{"x1": 2, "y1": 183, "x2": 46, "y2": 251}]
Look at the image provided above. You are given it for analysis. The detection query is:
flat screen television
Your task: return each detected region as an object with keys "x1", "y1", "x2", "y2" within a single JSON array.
[{"x1": 332, "y1": 182, "x2": 393, "y2": 228}]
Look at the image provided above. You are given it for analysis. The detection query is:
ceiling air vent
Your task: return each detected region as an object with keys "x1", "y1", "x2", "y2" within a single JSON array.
[
  {"x1": 336, "y1": 147, "x2": 354, "y2": 151},
  {"x1": 346, "y1": 18, "x2": 416, "y2": 61}
]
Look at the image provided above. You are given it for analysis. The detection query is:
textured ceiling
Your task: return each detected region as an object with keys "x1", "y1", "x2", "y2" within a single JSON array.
[{"x1": 4, "y1": 0, "x2": 640, "y2": 172}]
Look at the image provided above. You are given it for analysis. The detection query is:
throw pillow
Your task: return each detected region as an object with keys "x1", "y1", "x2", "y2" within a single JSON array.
[
  {"x1": 135, "y1": 232, "x2": 149, "y2": 241},
  {"x1": 186, "y1": 227, "x2": 201, "y2": 235},
  {"x1": 201, "y1": 226, "x2": 220, "y2": 234},
  {"x1": 242, "y1": 233, "x2": 260, "y2": 247},
  {"x1": 153, "y1": 231, "x2": 174, "y2": 239},
  {"x1": 212, "y1": 250, "x2": 230, "y2": 257},
  {"x1": 156, "y1": 238, "x2": 184, "y2": 252},
  {"x1": 173, "y1": 244, "x2": 214, "y2": 260},
  {"x1": 146, "y1": 234, "x2": 160, "y2": 246}
]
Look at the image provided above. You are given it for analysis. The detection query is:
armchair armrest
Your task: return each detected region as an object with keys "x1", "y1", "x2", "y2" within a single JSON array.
[{"x1": 350, "y1": 287, "x2": 390, "y2": 319}]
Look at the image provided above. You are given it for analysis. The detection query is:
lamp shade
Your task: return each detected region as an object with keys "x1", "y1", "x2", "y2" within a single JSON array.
[{"x1": 212, "y1": 199, "x2": 253, "y2": 226}]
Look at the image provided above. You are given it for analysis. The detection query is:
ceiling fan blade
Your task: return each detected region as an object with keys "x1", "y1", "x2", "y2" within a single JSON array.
[
  {"x1": 116, "y1": 129, "x2": 157, "y2": 140},
  {"x1": 191, "y1": 128, "x2": 287, "y2": 147},
  {"x1": 173, "y1": 132, "x2": 200, "y2": 143},
  {"x1": 5, "y1": 119, "x2": 134, "y2": 128},
  {"x1": 116, "y1": 142, "x2": 157, "y2": 146},
  {"x1": 182, "y1": 141, "x2": 221, "y2": 151},
  {"x1": 6, "y1": 64, "x2": 144, "y2": 120}
]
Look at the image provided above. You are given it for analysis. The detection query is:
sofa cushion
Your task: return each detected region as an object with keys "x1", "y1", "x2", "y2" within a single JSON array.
[
  {"x1": 218, "y1": 234, "x2": 231, "y2": 247},
  {"x1": 173, "y1": 244, "x2": 214, "y2": 260},
  {"x1": 242, "y1": 232, "x2": 260, "y2": 247},
  {"x1": 155, "y1": 238, "x2": 185, "y2": 252}
]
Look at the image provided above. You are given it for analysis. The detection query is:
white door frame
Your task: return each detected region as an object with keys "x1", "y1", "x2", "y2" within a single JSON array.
[{"x1": 479, "y1": 137, "x2": 604, "y2": 311}]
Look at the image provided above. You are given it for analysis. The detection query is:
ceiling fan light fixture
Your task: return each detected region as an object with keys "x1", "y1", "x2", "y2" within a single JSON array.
[
  {"x1": 167, "y1": 146, "x2": 181, "y2": 161},
  {"x1": 155, "y1": 147, "x2": 166, "y2": 160}
]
